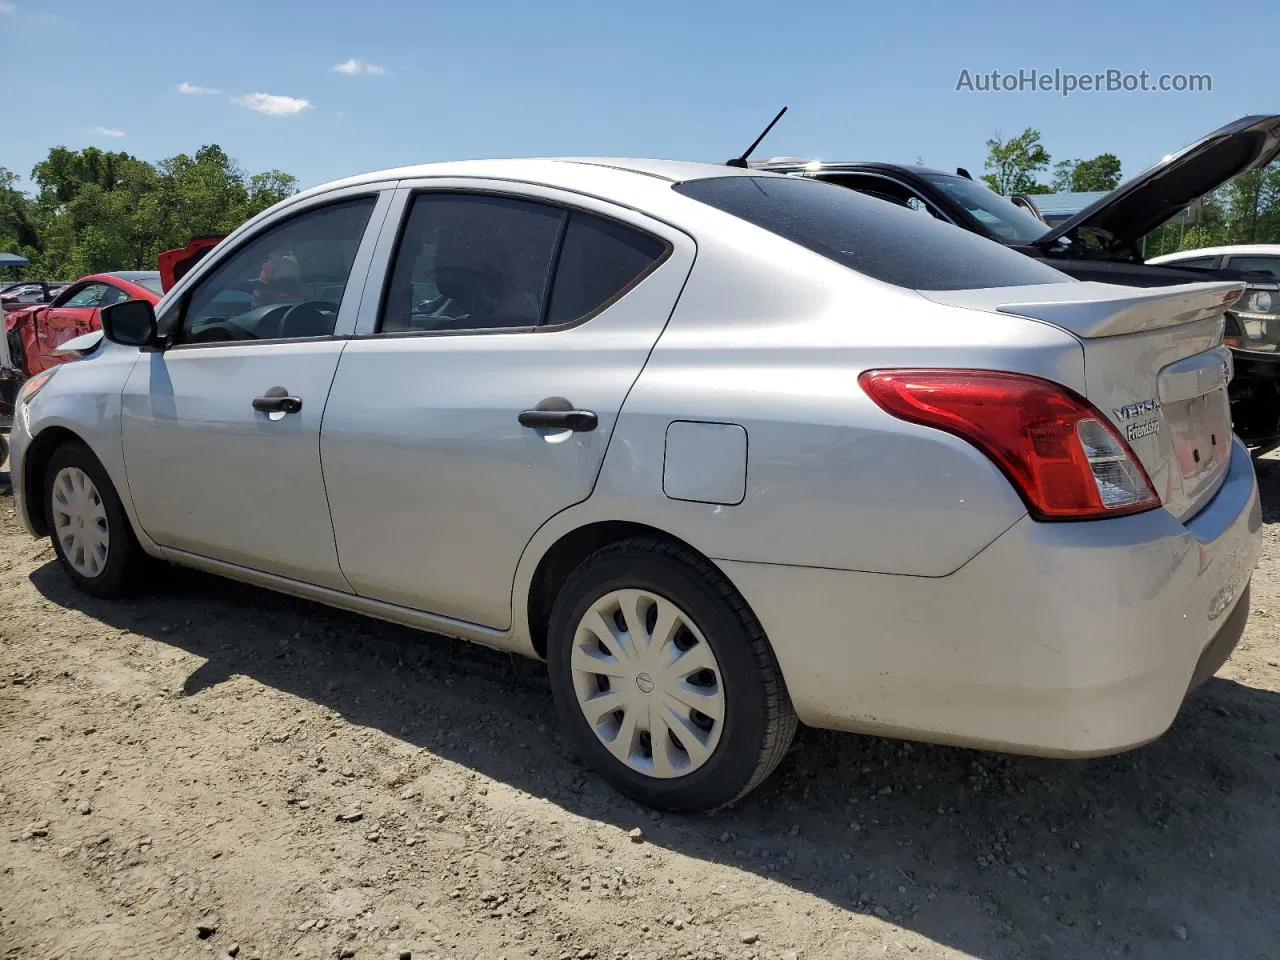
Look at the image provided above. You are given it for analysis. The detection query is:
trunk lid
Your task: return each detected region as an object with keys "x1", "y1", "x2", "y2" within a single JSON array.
[
  {"x1": 1035, "y1": 114, "x2": 1280, "y2": 253},
  {"x1": 922, "y1": 280, "x2": 1245, "y2": 521}
]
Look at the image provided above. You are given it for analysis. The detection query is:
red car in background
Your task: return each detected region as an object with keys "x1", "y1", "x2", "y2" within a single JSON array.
[{"x1": 4, "y1": 270, "x2": 163, "y2": 377}]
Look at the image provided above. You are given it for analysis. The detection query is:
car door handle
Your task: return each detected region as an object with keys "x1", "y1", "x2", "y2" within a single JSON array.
[
  {"x1": 252, "y1": 394, "x2": 303, "y2": 414},
  {"x1": 518, "y1": 408, "x2": 598, "y2": 432}
]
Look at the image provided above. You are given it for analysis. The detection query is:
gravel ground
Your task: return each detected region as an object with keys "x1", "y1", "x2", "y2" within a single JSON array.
[{"x1": 2, "y1": 451, "x2": 1279, "y2": 960}]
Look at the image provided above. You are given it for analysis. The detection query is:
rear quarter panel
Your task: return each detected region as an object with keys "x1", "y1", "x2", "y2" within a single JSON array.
[{"x1": 511, "y1": 226, "x2": 1089, "y2": 632}]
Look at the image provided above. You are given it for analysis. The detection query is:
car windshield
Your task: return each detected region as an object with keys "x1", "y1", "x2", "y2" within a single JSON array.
[
  {"x1": 919, "y1": 173, "x2": 1052, "y2": 244},
  {"x1": 673, "y1": 175, "x2": 1068, "y2": 290}
]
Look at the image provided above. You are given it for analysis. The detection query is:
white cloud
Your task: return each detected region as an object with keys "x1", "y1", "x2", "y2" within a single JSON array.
[
  {"x1": 92, "y1": 126, "x2": 125, "y2": 137},
  {"x1": 332, "y1": 58, "x2": 385, "y2": 76},
  {"x1": 0, "y1": 2, "x2": 15, "y2": 13},
  {"x1": 233, "y1": 92, "x2": 312, "y2": 116},
  {"x1": 177, "y1": 81, "x2": 221, "y2": 95}
]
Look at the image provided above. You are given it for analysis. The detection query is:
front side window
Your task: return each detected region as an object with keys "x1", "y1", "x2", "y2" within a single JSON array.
[
  {"x1": 60, "y1": 282, "x2": 110, "y2": 308},
  {"x1": 674, "y1": 176, "x2": 1068, "y2": 290},
  {"x1": 179, "y1": 197, "x2": 375, "y2": 344}
]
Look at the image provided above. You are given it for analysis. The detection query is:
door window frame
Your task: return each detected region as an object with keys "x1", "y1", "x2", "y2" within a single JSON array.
[
  {"x1": 155, "y1": 183, "x2": 397, "y2": 351},
  {"x1": 352, "y1": 179, "x2": 680, "y2": 340}
]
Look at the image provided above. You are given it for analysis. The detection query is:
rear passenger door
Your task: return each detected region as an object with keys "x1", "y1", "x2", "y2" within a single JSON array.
[{"x1": 321, "y1": 182, "x2": 695, "y2": 628}]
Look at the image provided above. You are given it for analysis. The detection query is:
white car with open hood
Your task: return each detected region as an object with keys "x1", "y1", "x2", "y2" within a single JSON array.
[{"x1": 7, "y1": 158, "x2": 1262, "y2": 811}]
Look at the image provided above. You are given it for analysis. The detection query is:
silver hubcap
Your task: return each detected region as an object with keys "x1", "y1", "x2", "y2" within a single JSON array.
[
  {"x1": 570, "y1": 589, "x2": 725, "y2": 779},
  {"x1": 52, "y1": 467, "x2": 110, "y2": 578}
]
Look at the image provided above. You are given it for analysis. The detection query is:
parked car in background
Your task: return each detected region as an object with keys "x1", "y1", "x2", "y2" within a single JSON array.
[
  {"x1": 1146, "y1": 246, "x2": 1280, "y2": 449},
  {"x1": 2, "y1": 280, "x2": 71, "y2": 313},
  {"x1": 4, "y1": 271, "x2": 162, "y2": 378},
  {"x1": 1148, "y1": 245, "x2": 1280, "y2": 280},
  {"x1": 755, "y1": 114, "x2": 1280, "y2": 450},
  {"x1": 7, "y1": 159, "x2": 1261, "y2": 811}
]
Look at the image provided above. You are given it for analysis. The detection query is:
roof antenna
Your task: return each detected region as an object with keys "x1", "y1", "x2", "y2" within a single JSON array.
[
  {"x1": 726, "y1": 106, "x2": 788, "y2": 168},
  {"x1": 955, "y1": 167, "x2": 974, "y2": 180}
]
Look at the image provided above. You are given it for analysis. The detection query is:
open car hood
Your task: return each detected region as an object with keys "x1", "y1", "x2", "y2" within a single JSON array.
[
  {"x1": 1036, "y1": 114, "x2": 1280, "y2": 250},
  {"x1": 158, "y1": 234, "x2": 227, "y2": 292}
]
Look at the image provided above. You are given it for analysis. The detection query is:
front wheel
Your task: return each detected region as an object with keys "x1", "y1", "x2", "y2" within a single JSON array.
[
  {"x1": 44, "y1": 441, "x2": 144, "y2": 598},
  {"x1": 547, "y1": 537, "x2": 797, "y2": 813}
]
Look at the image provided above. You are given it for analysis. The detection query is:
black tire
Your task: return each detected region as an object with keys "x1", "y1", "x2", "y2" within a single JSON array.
[
  {"x1": 547, "y1": 536, "x2": 798, "y2": 813},
  {"x1": 44, "y1": 440, "x2": 144, "y2": 598}
]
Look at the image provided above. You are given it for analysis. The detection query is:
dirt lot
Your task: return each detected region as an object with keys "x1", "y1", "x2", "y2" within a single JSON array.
[{"x1": 2, "y1": 454, "x2": 1279, "y2": 960}]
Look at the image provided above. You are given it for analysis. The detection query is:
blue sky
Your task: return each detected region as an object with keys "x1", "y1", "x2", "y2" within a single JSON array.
[{"x1": 2, "y1": 0, "x2": 1278, "y2": 192}]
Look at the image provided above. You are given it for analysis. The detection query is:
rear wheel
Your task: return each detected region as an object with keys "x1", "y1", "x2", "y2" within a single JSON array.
[
  {"x1": 547, "y1": 536, "x2": 797, "y2": 813},
  {"x1": 44, "y1": 441, "x2": 143, "y2": 598}
]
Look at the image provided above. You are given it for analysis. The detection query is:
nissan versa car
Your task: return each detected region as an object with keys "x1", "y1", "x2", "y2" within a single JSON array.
[{"x1": 9, "y1": 159, "x2": 1262, "y2": 812}]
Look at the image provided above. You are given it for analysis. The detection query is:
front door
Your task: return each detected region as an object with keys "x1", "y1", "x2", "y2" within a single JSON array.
[
  {"x1": 120, "y1": 193, "x2": 384, "y2": 589},
  {"x1": 321, "y1": 186, "x2": 694, "y2": 627}
]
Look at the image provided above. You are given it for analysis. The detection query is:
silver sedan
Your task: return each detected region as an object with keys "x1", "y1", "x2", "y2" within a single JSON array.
[{"x1": 8, "y1": 159, "x2": 1262, "y2": 812}]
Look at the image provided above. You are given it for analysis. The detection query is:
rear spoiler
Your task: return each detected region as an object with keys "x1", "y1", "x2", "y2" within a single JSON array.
[
  {"x1": 921, "y1": 280, "x2": 1247, "y2": 339},
  {"x1": 157, "y1": 234, "x2": 226, "y2": 292}
]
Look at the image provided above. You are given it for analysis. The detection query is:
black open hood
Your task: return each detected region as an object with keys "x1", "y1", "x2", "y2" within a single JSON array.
[{"x1": 1035, "y1": 114, "x2": 1280, "y2": 250}]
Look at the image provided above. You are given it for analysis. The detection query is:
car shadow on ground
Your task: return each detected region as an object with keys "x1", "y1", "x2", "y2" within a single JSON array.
[{"x1": 27, "y1": 557, "x2": 1280, "y2": 960}]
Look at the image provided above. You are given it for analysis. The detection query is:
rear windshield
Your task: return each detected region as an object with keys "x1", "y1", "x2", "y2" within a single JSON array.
[
  {"x1": 134, "y1": 276, "x2": 164, "y2": 296},
  {"x1": 673, "y1": 175, "x2": 1069, "y2": 290}
]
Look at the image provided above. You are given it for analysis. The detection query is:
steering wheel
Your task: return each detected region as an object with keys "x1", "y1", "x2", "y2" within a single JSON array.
[{"x1": 273, "y1": 300, "x2": 339, "y2": 339}]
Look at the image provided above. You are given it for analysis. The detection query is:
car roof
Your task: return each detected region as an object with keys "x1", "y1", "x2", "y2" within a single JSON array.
[
  {"x1": 106, "y1": 270, "x2": 162, "y2": 283},
  {"x1": 1148, "y1": 244, "x2": 1280, "y2": 262},
  {"x1": 285, "y1": 157, "x2": 769, "y2": 205},
  {"x1": 750, "y1": 159, "x2": 961, "y2": 179}
]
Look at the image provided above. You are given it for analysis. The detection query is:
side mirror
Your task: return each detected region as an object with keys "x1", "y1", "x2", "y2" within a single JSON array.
[{"x1": 101, "y1": 299, "x2": 158, "y2": 347}]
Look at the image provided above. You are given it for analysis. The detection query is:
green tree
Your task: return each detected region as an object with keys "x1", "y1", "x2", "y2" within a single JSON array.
[
  {"x1": 1049, "y1": 154, "x2": 1122, "y2": 193},
  {"x1": 1071, "y1": 154, "x2": 1122, "y2": 192},
  {"x1": 23, "y1": 144, "x2": 299, "y2": 278},
  {"x1": 981, "y1": 128, "x2": 1051, "y2": 195},
  {"x1": 0, "y1": 166, "x2": 41, "y2": 256}
]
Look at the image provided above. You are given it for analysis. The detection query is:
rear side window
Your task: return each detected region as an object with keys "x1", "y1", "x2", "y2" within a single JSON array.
[
  {"x1": 673, "y1": 176, "x2": 1069, "y2": 290},
  {"x1": 546, "y1": 213, "x2": 668, "y2": 325},
  {"x1": 381, "y1": 194, "x2": 563, "y2": 333},
  {"x1": 380, "y1": 194, "x2": 668, "y2": 333}
]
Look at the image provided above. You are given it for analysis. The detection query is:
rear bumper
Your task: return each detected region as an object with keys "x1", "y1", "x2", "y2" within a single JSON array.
[{"x1": 720, "y1": 436, "x2": 1262, "y2": 756}]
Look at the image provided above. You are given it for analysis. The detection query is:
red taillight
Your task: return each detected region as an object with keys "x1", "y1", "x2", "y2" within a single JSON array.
[{"x1": 859, "y1": 369, "x2": 1160, "y2": 521}]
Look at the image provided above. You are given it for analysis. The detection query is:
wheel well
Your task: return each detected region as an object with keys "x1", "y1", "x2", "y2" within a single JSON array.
[
  {"x1": 21, "y1": 426, "x2": 83, "y2": 536},
  {"x1": 527, "y1": 521, "x2": 704, "y2": 659}
]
